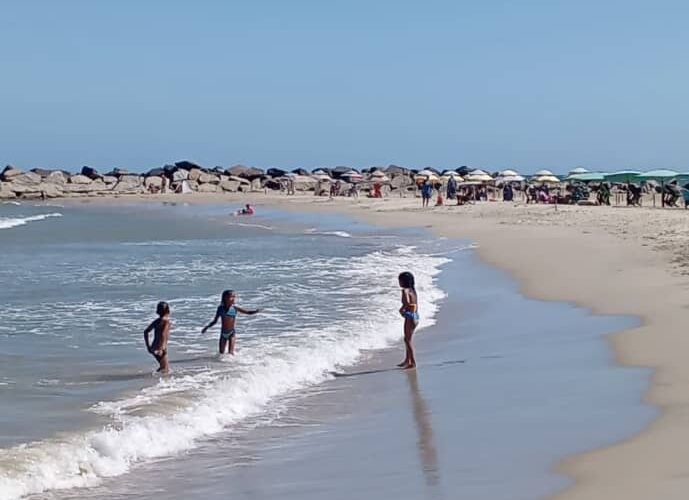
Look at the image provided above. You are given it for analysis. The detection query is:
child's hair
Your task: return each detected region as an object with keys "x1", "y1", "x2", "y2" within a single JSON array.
[
  {"x1": 221, "y1": 289, "x2": 235, "y2": 302},
  {"x1": 156, "y1": 301, "x2": 170, "y2": 316},
  {"x1": 398, "y1": 272, "x2": 415, "y2": 290}
]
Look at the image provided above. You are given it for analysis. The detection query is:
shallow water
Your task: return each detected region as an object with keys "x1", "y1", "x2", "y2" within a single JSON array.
[
  {"x1": 0, "y1": 201, "x2": 653, "y2": 500},
  {"x1": 0, "y1": 201, "x2": 449, "y2": 500}
]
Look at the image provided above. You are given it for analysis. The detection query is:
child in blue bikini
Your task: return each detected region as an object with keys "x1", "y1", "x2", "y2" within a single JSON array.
[
  {"x1": 398, "y1": 272, "x2": 419, "y2": 369},
  {"x1": 202, "y1": 290, "x2": 259, "y2": 355}
]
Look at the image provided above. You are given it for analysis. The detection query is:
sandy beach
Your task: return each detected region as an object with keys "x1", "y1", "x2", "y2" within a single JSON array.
[
  {"x1": 262, "y1": 194, "x2": 689, "y2": 499},
  {"x1": 53, "y1": 191, "x2": 689, "y2": 498}
]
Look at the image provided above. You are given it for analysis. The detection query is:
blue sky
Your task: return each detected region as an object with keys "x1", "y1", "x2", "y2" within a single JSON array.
[{"x1": 1, "y1": 0, "x2": 687, "y2": 173}]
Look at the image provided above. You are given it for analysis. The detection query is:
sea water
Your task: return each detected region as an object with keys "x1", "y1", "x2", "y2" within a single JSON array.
[
  {"x1": 0, "y1": 201, "x2": 449, "y2": 500},
  {"x1": 0, "y1": 201, "x2": 653, "y2": 500}
]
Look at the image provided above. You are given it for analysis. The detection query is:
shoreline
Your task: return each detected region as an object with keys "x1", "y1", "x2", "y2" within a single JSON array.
[
  {"x1": 18, "y1": 193, "x2": 689, "y2": 498},
  {"x1": 259, "y1": 195, "x2": 684, "y2": 500}
]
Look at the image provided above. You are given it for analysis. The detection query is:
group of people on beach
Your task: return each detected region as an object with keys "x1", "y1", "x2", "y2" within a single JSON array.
[{"x1": 144, "y1": 272, "x2": 421, "y2": 373}]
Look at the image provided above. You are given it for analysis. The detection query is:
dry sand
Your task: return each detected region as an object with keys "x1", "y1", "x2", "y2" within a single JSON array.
[{"x1": 65, "y1": 192, "x2": 689, "y2": 498}]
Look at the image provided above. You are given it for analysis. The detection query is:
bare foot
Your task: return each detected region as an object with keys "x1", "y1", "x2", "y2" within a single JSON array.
[
  {"x1": 397, "y1": 361, "x2": 408, "y2": 367},
  {"x1": 403, "y1": 363, "x2": 416, "y2": 370}
]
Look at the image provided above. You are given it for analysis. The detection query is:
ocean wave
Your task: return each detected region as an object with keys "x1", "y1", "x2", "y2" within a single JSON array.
[
  {"x1": 0, "y1": 213, "x2": 62, "y2": 230},
  {"x1": 0, "y1": 247, "x2": 449, "y2": 500}
]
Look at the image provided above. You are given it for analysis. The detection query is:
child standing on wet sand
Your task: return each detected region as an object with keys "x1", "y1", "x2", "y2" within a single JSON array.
[
  {"x1": 398, "y1": 272, "x2": 419, "y2": 369},
  {"x1": 202, "y1": 290, "x2": 260, "y2": 355},
  {"x1": 144, "y1": 301, "x2": 171, "y2": 373}
]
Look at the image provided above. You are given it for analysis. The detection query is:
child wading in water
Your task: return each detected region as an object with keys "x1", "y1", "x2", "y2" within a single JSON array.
[
  {"x1": 144, "y1": 301, "x2": 171, "y2": 373},
  {"x1": 398, "y1": 272, "x2": 419, "y2": 369},
  {"x1": 202, "y1": 289, "x2": 259, "y2": 355}
]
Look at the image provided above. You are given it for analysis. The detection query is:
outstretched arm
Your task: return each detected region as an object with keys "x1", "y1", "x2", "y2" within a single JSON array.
[
  {"x1": 202, "y1": 311, "x2": 220, "y2": 333},
  {"x1": 235, "y1": 306, "x2": 259, "y2": 315}
]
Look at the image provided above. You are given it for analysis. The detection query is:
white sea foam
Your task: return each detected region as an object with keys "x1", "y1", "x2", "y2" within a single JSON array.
[
  {"x1": 0, "y1": 247, "x2": 450, "y2": 500},
  {"x1": 0, "y1": 213, "x2": 62, "y2": 230},
  {"x1": 227, "y1": 221, "x2": 274, "y2": 230},
  {"x1": 305, "y1": 228, "x2": 352, "y2": 238}
]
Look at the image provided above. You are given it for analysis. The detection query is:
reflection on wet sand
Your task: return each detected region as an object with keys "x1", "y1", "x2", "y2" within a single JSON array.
[{"x1": 406, "y1": 370, "x2": 441, "y2": 494}]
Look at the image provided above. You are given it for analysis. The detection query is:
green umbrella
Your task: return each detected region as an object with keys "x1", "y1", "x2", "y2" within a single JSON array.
[
  {"x1": 637, "y1": 169, "x2": 680, "y2": 207},
  {"x1": 604, "y1": 170, "x2": 641, "y2": 184},
  {"x1": 637, "y1": 169, "x2": 679, "y2": 181},
  {"x1": 565, "y1": 172, "x2": 606, "y2": 183}
]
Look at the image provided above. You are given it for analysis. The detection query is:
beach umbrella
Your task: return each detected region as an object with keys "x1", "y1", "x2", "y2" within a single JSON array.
[
  {"x1": 497, "y1": 174, "x2": 525, "y2": 183},
  {"x1": 568, "y1": 167, "x2": 589, "y2": 175},
  {"x1": 414, "y1": 170, "x2": 440, "y2": 182},
  {"x1": 458, "y1": 180, "x2": 483, "y2": 186},
  {"x1": 534, "y1": 169, "x2": 554, "y2": 176},
  {"x1": 603, "y1": 170, "x2": 641, "y2": 184},
  {"x1": 637, "y1": 169, "x2": 680, "y2": 181},
  {"x1": 342, "y1": 170, "x2": 364, "y2": 182},
  {"x1": 565, "y1": 172, "x2": 605, "y2": 183},
  {"x1": 465, "y1": 169, "x2": 493, "y2": 182},
  {"x1": 637, "y1": 169, "x2": 680, "y2": 207},
  {"x1": 499, "y1": 169, "x2": 520, "y2": 177},
  {"x1": 369, "y1": 171, "x2": 390, "y2": 182},
  {"x1": 532, "y1": 175, "x2": 561, "y2": 184}
]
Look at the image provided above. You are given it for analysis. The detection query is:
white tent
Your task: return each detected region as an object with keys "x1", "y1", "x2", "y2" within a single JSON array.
[
  {"x1": 534, "y1": 169, "x2": 554, "y2": 176},
  {"x1": 568, "y1": 167, "x2": 589, "y2": 175}
]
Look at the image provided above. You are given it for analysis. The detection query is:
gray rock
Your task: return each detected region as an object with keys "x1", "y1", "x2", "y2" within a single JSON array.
[
  {"x1": 1, "y1": 166, "x2": 23, "y2": 181},
  {"x1": 198, "y1": 173, "x2": 220, "y2": 184},
  {"x1": 69, "y1": 174, "x2": 93, "y2": 184},
  {"x1": 64, "y1": 180, "x2": 107, "y2": 193},
  {"x1": 30, "y1": 168, "x2": 53, "y2": 178},
  {"x1": 226, "y1": 165, "x2": 249, "y2": 177},
  {"x1": 188, "y1": 168, "x2": 202, "y2": 181},
  {"x1": 106, "y1": 168, "x2": 129, "y2": 177},
  {"x1": 390, "y1": 173, "x2": 413, "y2": 189},
  {"x1": 175, "y1": 160, "x2": 203, "y2": 171},
  {"x1": 227, "y1": 175, "x2": 250, "y2": 185},
  {"x1": 220, "y1": 180, "x2": 240, "y2": 192},
  {"x1": 47, "y1": 171, "x2": 67, "y2": 184},
  {"x1": 146, "y1": 168, "x2": 165, "y2": 177},
  {"x1": 0, "y1": 182, "x2": 16, "y2": 198},
  {"x1": 145, "y1": 176, "x2": 163, "y2": 188},
  {"x1": 12, "y1": 172, "x2": 42, "y2": 186},
  {"x1": 172, "y1": 169, "x2": 189, "y2": 182},
  {"x1": 102, "y1": 175, "x2": 118, "y2": 184},
  {"x1": 250, "y1": 178, "x2": 262, "y2": 191},
  {"x1": 112, "y1": 176, "x2": 143, "y2": 193},
  {"x1": 41, "y1": 183, "x2": 64, "y2": 198},
  {"x1": 292, "y1": 175, "x2": 317, "y2": 191},
  {"x1": 197, "y1": 183, "x2": 219, "y2": 193},
  {"x1": 81, "y1": 166, "x2": 100, "y2": 179},
  {"x1": 242, "y1": 167, "x2": 265, "y2": 180}
]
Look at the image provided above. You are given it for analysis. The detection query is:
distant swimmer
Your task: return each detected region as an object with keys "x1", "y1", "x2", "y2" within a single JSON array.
[
  {"x1": 144, "y1": 301, "x2": 171, "y2": 373},
  {"x1": 202, "y1": 289, "x2": 260, "y2": 355},
  {"x1": 234, "y1": 204, "x2": 255, "y2": 216},
  {"x1": 398, "y1": 272, "x2": 419, "y2": 369}
]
